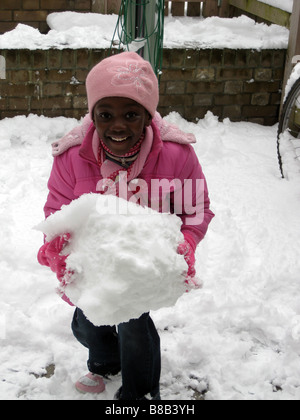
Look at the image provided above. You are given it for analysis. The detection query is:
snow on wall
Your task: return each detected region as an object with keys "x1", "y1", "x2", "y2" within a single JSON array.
[{"x1": 0, "y1": 13, "x2": 290, "y2": 50}]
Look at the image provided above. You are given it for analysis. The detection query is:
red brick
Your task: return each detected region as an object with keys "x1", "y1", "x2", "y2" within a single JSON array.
[
  {"x1": 65, "y1": 83, "x2": 86, "y2": 96},
  {"x1": 73, "y1": 94, "x2": 88, "y2": 108},
  {"x1": 19, "y1": 50, "x2": 33, "y2": 68},
  {"x1": 74, "y1": 0, "x2": 92, "y2": 10},
  {"x1": 159, "y1": 81, "x2": 166, "y2": 95},
  {"x1": 14, "y1": 11, "x2": 48, "y2": 22},
  {"x1": 4, "y1": 50, "x2": 18, "y2": 68},
  {"x1": 159, "y1": 94, "x2": 193, "y2": 107},
  {"x1": 243, "y1": 105, "x2": 278, "y2": 117},
  {"x1": 61, "y1": 50, "x2": 76, "y2": 68},
  {"x1": 31, "y1": 96, "x2": 72, "y2": 110},
  {"x1": 8, "y1": 83, "x2": 35, "y2": 97},
  {"x1": 243, "y1": 81, "x2": 280, "y2": 94},
  {"x1": 75, "y1": 69, "x2": 89, "y2": 83},
  {"x1": 32, "y1": 51, "x2": 47, "y2": 68},
  {"x1": 0, "y1": 22, "x2": 17, "y2": 34},
  {"x1": 9, "y1": 97, "x2": 29, "y2": 110},
  {"x1": 194, "y1": 94, "x2": 213, "y2": 106},
  {"x1": 197, "y1": 50, "x2": 211, "y2": 66},
  {"x1": 251, "y1": 93, "x2": 270, "y2": 106},
  {"x1": 222, "y1": 105, "x2": 242, "y2": 120},
  {"x1": 0, "y1": 82, "x2": 10, "y2": 97},
  {"x1": 215, "y1": 94, "x2": 251, "y2": 106},
  {"x1": 45, "y1": 69, "x2": 73, "y2": 82},
  {"x1": 0, "y1": 110, "x2": 27, "y2": 118},
  {"x1": 166, "y1": 81, "x2": 185, "y2": 94},
  {"x1": 161, "y1": 69, "x2": 194, "y2": 82},
  {"x1": 43, "y1": 83, "x2": 63, "y2": 96},
  {"x1": 194, "y1": 68, "x2": 216, "y2": 82},
  {"x1": 40, "y1": 0, "x2": 70, "y2": 10},
  {"x1": 186, "y1": 81, "x2": 223, "y2": 94},
  {"x1": 23, "y1": 0, "x2": 40, "y2": 9},
  {"x1": 47, "y1": 50, "x2": 62, "y2": 69},
  {"x1": 0, "y1": 0, "x2": 21, "y2": 10},
  {"x1": 254, "y1": 68, "x2": 272, "y2": 82},
  {"x1": 273, "y1": 51, "x2": 286, "y2": 68},
  {"x1": 9, "y1": 70, "x2": 30, "y2": 83},
  {"x1": 0, "y1": 11, "x2": 12, "y2": 21},
  {"x1": 43, "y1": 109, "x2": 68, "y2": 118},
  {"x1": 65, "y1": 109, "x2": 86, "y2": 119},
  {"x1": 0, "y1": 97, "x2": 7, "y2": 110},
  {"x1": 218, "y1": 68, "x2": 253, "y2": 81},
  {"x1": 224, "y1": 81, "x2": 243, "y2": 95},
  {"x1": 76, "y1": 49, "x2": 90, "y2": 68}
]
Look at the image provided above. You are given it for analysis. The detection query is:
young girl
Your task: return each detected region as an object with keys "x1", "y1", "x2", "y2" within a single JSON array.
[{"x1": 37, "y1": 52, "x2": 214, "y2": 400}]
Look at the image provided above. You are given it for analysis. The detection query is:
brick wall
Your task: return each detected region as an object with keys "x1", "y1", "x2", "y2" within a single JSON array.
[
  {"x1": 160, "y1": 48, "x2": 286, "y2": 125},
  {"x1": 0, "y1": 48, "x2": 286, "y2": 125},
  {"x1": 0, "y1": 0, "x2": 92, "y2": 34}
]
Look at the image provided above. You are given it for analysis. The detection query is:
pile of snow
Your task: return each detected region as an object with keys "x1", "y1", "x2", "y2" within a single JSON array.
[
  {"x1": 47, "y1": 11, "x2": 114, "y2": 31},
  {"x1": 163, "y1": 15, "x2": 288, "y2": 50},
  {"x1": 36, "y1": 194, "x2": 186, "y2": 326},
  {"x1": 258, "y1": 0, "x2": 293, "y2": 13},
  {"x1": 0, "y1": 14, "x2": 116, "y2": 50},
  {"x1": 0, "y1": 12, "x2": 289, "y2": 50},
  {"x1": 1, "y1": 112, "x2": 300, "y2": 400}
]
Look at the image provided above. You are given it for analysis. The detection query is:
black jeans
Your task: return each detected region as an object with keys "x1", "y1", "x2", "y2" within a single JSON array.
[{"x1": 71, "y1": 308, "x2": 161, "y2": 400}]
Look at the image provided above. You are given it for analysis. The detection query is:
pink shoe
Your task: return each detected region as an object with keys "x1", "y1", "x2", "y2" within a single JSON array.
[{"x1": 75, "y1": 372, "x2": 106, "y2": 394}]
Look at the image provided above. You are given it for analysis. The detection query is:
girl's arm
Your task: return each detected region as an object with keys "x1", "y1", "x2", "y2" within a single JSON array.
[
  {"x1": 44, "y1": 151, "x2": 77, "y2": 218},
  {"x1": 174, "y1": 146, "x2": 214, "y2": 248}
]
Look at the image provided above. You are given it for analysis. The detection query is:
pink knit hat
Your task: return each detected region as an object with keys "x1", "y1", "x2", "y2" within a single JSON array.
[{"x1": 86, "y1": 52, "x2": 159, "y2": 118}]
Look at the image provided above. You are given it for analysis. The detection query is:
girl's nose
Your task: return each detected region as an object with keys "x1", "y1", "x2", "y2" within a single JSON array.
[{"x1": 110, "y1": 117, "x2": 127, "y2": 132}]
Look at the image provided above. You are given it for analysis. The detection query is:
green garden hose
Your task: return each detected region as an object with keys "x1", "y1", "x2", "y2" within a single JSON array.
[{"x1": 110, "y1": 0, "x2": 165, "y2": 79}]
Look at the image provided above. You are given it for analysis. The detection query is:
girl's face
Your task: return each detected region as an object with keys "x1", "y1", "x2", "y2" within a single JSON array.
[{"x1": 93, "y1": 97, "x2": 152, "y2": 156}]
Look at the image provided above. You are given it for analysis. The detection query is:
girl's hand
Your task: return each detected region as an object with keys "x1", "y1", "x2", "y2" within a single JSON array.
[
  {"x1": 177, "y1": 239, "x2": 196, "y2": 279},
  {"x1": 38, "y1": 234, "x2": 74, "y2": 306},
  {"x1": 177, "y1": 233, "x2": 201, "y2": 291},
  {"x1": 37, "y1": 233, "x2": 71, "y2": 282}
]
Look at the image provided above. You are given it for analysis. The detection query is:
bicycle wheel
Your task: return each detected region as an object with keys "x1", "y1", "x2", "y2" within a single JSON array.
[{"x1": 277, "y1": 77, "x2": 300, "y2": 178}]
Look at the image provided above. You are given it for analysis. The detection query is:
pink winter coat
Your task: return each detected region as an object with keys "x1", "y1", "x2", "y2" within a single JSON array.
[{"x1": 44, "y1": 116, "x2": 214, "y2": 248}]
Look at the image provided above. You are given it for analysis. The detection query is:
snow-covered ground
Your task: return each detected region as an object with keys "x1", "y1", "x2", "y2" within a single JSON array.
[
  {"x1": 0, "y1": 111, "x2": 300, "y2": 400},
  {"x1": 0, "y1": 13, "x2": 289, "y2": 50}
]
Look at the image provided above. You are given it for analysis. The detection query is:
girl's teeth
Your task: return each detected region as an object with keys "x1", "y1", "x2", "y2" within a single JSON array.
[{"x1": 111, "y1": 137, "x2": 127, "y2": 142}]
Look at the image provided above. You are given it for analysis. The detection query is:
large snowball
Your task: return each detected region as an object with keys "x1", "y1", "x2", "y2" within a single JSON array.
[{"x1": 37, "y1": 194, "x2": 187, "y2": 326}]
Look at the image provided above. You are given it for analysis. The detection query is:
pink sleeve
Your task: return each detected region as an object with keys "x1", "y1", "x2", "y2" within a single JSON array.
[
  {"x1": 44, "y1": 152, "x2": 77, "y2": 218},
  {"x1": 175, "y1": 146, "x2": 214, "y2": 247}
]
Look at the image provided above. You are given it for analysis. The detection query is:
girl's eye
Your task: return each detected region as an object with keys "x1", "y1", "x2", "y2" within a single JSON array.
[
  {"x1": 95, "y1": 111, "x2": 141, "y2": 121},
  {"x1": 126, "y1": 112, "x2": 139, "y2": 119},
  {"x1": 97, "y1": 112, "x2": 111, "y2": 120}
]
